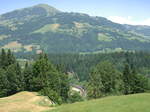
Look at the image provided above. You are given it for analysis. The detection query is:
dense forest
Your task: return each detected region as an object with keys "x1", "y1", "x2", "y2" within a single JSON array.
[
  {"x1": 0, "y1": 49, "x2": 150, "y2": 104},
  {"x1": 48, "y1": 52, "x2": 150, "y2": 81},
  {"x1": 17, "y1": 51, "x2": 150, "y2": 81}
]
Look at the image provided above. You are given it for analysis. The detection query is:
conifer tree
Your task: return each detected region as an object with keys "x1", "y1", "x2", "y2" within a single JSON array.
[
  {"x1": 7, "y1": 49, "x2": 16, "y2": 66},
  {"x1": 88, "y1": 61, "x2": 124, "y2": 99},
  {"x1": 23, "y1": 62, "x2": 33, "y2": 91},
  {"x1": 0, "y1": 68, "x2": 9, "y2": 97},
  {"x1": 31, "y1": 53, "x2": 69, "y2": 104},
  {"x1": 0, "y1": 49, "x2": 7, "y2": 68},
  {"x1": 123, "y1": 63, "x2": 132, "y2": 94}
]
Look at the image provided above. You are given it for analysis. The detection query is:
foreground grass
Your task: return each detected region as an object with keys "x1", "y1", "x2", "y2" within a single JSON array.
[
  {"x1": 0, "y1": 91, "x2": 52, "y2": 112},
  {"x1": 48, "y1": 93, "x2": 150, "y2": 112}
]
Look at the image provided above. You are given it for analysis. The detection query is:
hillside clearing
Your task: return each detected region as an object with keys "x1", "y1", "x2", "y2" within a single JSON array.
[
  {"x1": 48, "y1": 93, "x2": 150, "y2": 112},
  {"x1": 0, "y1": 91, "x2": 53, "y2": 112}
]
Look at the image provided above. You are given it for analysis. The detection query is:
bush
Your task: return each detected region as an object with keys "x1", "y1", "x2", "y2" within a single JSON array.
[
  {"x1": 68, "y1": 92, "x2": 84, "y2": 103},
  {"x1": 40, "y1": 87, "x2": 63, "y2": 105}
]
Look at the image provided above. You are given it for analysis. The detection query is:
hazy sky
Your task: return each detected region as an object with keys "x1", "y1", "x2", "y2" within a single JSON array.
[{"x1": 0, "y1": 0, "x2": 150, "y2": 25}]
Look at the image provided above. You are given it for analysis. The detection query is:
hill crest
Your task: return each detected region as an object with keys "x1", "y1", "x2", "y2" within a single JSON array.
[{"x1": 0, "y1": 91, "x2": 53, "y2": 112}]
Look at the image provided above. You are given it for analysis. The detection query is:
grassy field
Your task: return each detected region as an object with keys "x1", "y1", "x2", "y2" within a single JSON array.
[
  {"x1": 0, "y1": 91, "x2": 52, "y2": 112},
  {"x1": 48, "y1": 93, "x2": 150, "y2": 112},
  {"x1": 1, "y1": 92, "x2": 150, "y2": 112}
]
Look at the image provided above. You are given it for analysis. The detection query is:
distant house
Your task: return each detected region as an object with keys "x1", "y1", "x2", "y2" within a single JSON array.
[
  {"x1": 70, "y1": 84, "x2": 87, "y2": 97},
  {"x1": 36, "y1": 50, "x2": 43, "y2": 54}
]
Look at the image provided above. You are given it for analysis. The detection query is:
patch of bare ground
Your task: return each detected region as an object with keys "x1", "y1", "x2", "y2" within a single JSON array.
[{"x1": 0, "y1": 91, "x2": 53, "y2": 112}]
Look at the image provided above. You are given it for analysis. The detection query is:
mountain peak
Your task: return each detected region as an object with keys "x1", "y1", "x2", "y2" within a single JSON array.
[
  {"x1": 0, "y1": 4, "x2": 60, "y2": 20},
  {"x1": 36, "y1": 3, "x2": 50, "y2": 7},
  {"x1": 34, "y1": 4, "x2": 60, "y2": 15}
]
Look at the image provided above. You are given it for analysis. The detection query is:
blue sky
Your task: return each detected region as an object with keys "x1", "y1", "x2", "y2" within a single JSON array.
[{"x1": 0, "y1": 0, "x2": 150, "y2": 25}]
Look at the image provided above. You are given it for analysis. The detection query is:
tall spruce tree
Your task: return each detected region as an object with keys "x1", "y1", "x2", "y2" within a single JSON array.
[
  {"x1": 123, "y1": 55, "x2": 148, "y2": 94},
  {"x1": 123, "y1": 63, "x2": 132, "y2": 94},
  {"x1": 23, "y1": 62, "x2": 33, "y2": 91},
  {"x1": 0, "y1": 68, "x2": 9, "y2": 97},
  {"x1": 88, "y1": 61, "x2": 124, "y2": 99},
  {"x1": 0, "y1": 49, "x2": 7, "y2": 68},
  {"x1": 7, "y1": 49, "x2": 16, "y2": 66},
  {"x1": 6, "y1": 63, "x2": 24, "y2": 95},
  {"x1": 31, "y1": 53, "x2": 69, "y2": 104}
]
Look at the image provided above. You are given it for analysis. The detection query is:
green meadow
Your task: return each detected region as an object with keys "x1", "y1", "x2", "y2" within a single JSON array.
[{"x1": 49, "y1": 93, "x2": 150, "y2": 112}]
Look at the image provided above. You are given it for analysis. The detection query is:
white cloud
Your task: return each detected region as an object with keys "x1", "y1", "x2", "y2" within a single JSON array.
[
  {"x1": 140, "y1": 19, "x2": 150, "y2": 26},
  {"x1": 108, "y1": 16, "x2": 150, "y2": 26}
]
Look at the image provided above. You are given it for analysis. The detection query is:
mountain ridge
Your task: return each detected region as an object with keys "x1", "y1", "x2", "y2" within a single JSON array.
[{"x1": 0, "y1": 4, "x2": 150, "y2": 54}]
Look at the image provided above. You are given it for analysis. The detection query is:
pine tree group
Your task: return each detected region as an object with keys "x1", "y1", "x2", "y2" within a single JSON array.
[{"x1": 0, "y1": 50, "x2": 69, "y2": 104}]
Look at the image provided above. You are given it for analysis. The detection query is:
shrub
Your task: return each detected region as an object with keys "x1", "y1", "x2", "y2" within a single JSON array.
[{"x1": 68, "y1": 92, "x2": 84, "y2": 103}]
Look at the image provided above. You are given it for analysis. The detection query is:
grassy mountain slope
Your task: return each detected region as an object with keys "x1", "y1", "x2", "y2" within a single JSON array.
[
  {"x1": 0, "y1": 4, "x2": 150, "y2": 54},
  {"x1": 48, "y1": 93, "x2": 150, "y2": 112},
  {"x1": 0, "y1": 91, "x2": 52, "y2": 112}
]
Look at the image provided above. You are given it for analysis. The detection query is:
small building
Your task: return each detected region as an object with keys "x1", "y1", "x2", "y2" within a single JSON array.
[{"x1": 70, "y1": 85, "x2": 87, "y2": 97}]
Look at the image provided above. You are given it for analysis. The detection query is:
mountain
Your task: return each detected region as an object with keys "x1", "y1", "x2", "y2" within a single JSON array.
[{"x1": 0, "y1": 4, "x2": 150, "y2": 54}]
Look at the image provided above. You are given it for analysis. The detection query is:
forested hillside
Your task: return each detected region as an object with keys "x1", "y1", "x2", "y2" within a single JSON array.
[{"x1": 0, "y1": 4, "x2": 150, "y2": 54}]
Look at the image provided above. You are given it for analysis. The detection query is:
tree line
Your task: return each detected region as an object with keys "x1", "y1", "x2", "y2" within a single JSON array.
[
  {"x1": 17, "y1": 52, "x2": 150, "y2": 81},
  {"x1": 0, "y1": 49, "x2": 149, "y2": 104},
  {"x1": 87, "y1": 59, "x2": 149, "y2": 99}
]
